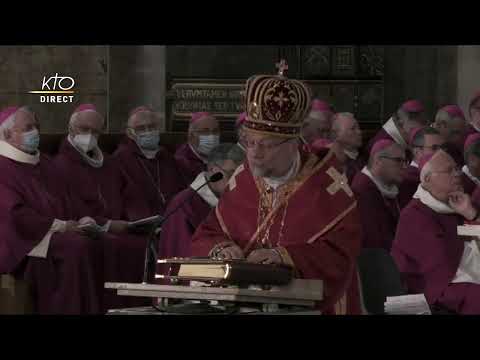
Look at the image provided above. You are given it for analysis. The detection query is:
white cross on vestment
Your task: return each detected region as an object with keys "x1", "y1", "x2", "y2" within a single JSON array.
[{"x1": 326, "y1": 167, "x2": 353, "y2": 197}]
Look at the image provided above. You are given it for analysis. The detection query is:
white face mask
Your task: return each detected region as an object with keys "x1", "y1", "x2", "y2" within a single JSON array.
[
  {"x1": 197, "y1": 134, "x2": 220, "y2": 156},
  {"x1": 22, "y1": 128, "x2": 40, "y2": 153},
  {"x1": 73, "y1": 133, "x2": 97, "y2": 153}
]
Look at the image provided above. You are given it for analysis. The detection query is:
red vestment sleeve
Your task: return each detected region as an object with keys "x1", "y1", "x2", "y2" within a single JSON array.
[
  {"x1": 282, "y1": 208, "x2": 362, "y2": 310},
  {"x1": 191, "y1": 208, "x2": 229, "y2": 257}
]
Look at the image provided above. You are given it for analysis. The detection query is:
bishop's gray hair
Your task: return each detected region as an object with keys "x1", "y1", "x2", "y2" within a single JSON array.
[
  {"x1": 0, "y1": 106, "x2": 35, "y2": 140},
  {"x1": 394, "y1": 107, "x2": 425, "y2": 127},
  {"x1": 367, "y1": 142, "x2": 404, "y2": 169},
  {"x1": 411, "y1": 127, "x2": 441, "y2": 148},
  {"x1": 331, "y1": 112, "x2": 355, "y2": 140}
]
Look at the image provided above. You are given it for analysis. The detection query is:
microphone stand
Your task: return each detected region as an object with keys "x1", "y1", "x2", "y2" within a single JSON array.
[{"x1": 141, "y1": 174, "x2": 222, "y2": 284}]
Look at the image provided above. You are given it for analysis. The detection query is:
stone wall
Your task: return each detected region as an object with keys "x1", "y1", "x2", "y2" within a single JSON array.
[
  {"x1": 0, "y1": 45, "x2": 166, "y2": 134},
  {"x1": 0, "y1": 45, "x2": 475, "y2": 139}
]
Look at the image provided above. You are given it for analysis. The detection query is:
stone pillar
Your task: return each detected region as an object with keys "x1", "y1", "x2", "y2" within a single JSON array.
[
  {"x1": 108, "y1": 46, "x2": 166, "y2": 133},
  {"x1": 457, "y1": 46, "x2": 480, "y2": 119},
  {"x1": 0, "y1": 46, "x2": 108, "y2": 133}
]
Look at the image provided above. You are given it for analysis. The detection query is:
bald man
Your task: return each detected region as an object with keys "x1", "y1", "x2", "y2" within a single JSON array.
[
  {"x1": 361, "y1": 100, "x2": 428, "y2": 165},
  {"x1": 0, "y1": 106, "x2": 105, "y2": 314},
  {"x1": 461, "y1": 134, "x2": 480, "y2": 195},
  {"x1": 300, "y1": 99, "x2": 334, "y2": 144},
  {"x1": 331, "y1": 112, "x2": 364, "y2": 183},
  {"x1": 432, "y1": 105, "x2": 467, "y2": 166},
  {"x1": 53, "y1": 104, "x2": 151, "y2": 310},
  {"x1": 466, "y1": 92, "x2": 480, "y2": 137},
  {"x1": 114, "y1": 106, "x2": 185, "y2": 220},
  {"x1": 351, "y1": 140, "x2": 406, "y2": 250},
  {"x1": 174, "y1": 112, "x2": 221, "y2": 184},
  {"x1": 392, "y1": 150, "x2": 480, "y2": 314},
  {"x1": 398, "y1": 127, "x2": 445, "y2": 208}
]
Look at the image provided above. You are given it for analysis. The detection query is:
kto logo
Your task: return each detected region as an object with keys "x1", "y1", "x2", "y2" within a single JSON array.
[{"x1": 29, "y1": 73, "x2": 75, "y2": 103}]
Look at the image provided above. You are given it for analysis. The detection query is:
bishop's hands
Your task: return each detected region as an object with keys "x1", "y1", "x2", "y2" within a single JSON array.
[
  {"x1": 211, "y1": 243, "x2": 284, "y2": 264},
  {"x1": 65, "y1": 220, "x2": 80, "y2": 232},
  {"x1": 448, "y1": 191, "x2": 479, "y2": 221},
  {"x1": 109, "y1": 220, "x2": 129, "y2": 234},
  {"x1": 210, "y1": 241, "x2": 245, "y2": 260},
  {"x1": 215, "y1": 244, "x2": 245, "y2": 260},
  {"x1": 246, "y1": 248, "x2": 283, "y2": 265},
  {"x1": 64, "y1": 217, "x2": 95, "y2": 233}
]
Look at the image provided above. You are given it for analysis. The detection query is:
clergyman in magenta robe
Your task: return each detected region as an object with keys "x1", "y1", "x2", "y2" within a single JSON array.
[
  {"x1": 0, "y1": 106, "x2": 104, "y2": 314},
  {"x1": 392, "y1": 150, "x2": 480, "y2": 314},
  {"x1": 174, "y1": 112, "x2": 220, "y2": 184}
]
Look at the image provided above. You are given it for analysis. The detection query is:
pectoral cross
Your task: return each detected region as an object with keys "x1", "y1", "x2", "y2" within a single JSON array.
[
  {"x1": 326, "y1": 167, "x2": 353, "y2": 197},
  {"x1": 276, "y1": 59, "x2": 289, "y2": 76}
]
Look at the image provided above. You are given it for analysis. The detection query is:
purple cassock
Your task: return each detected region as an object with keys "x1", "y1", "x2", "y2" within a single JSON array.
[
  {"x1": 365, "y1": 128, "x2": 394, "y2": 155},
  {"x1": 114, "y1": 137, "x2": 186, "y2": 220},
  {"x1": 398, "y1": 164, "x2": 420, "y2": 209},
  {"x1": 460, "y1": 171, "x2": 478, "y2": 196},
  {"x1": 174, "y1": 143, "x2": 207, "y2": 185},
  {"x1": 156, "y1": 186, "x2": 213, "y2": 279},
  {"x1": 345, "y1": 156, "x2": 365, "y2": 184},
  {"x1": 465, "y1": 124, "x2": 479, "y2": 137},
  {"x1": 392, "y1": 198, "x2": 480, "y2": 314},
  {"x1": 443, "y1": 142, "x2": 465, "y2": 167},
  {"x1": 53, "y1": 138, "x2": 151, "y2": 310},
  {"x1": 351, "y1": 171, "x2": 401, "y2": 251},
  {"x1": 0, "y1": 151, "x2": 105, "y2": 314},
  {"x1": 360, "y1": 128, "x2": 413, "y2": 166}
]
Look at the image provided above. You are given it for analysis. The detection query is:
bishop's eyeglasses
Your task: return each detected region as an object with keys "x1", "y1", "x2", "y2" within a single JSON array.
[
  {"x1": 379, "y1": 156, "x2": 408, "y2": 166},
  {"x1": 241, "y1": 138, "x2": 292, "y2": 151}
]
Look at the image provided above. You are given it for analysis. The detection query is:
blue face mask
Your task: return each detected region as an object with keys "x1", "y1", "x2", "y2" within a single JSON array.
[
  {"x1": 22, "y1": 129, "x2": 40, "y2": 153},
  {"x1": 197, "y1": 134, "x2": 220, "y2": 156},
  {"x1": 136, "y1": 130, "x2": 160, "y2": 150}
]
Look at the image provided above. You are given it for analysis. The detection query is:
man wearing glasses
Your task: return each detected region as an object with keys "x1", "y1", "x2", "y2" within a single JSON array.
[
  {"x1": 191, "y1": 62, "x2": 363, "y2": 315},
  {"x1": 361, "y1": 99, "x2": 428, "y2": 165},
  {"x1": 114, "y1": 106, "x2": 185, "y2": 221},
  {"x1": 399, "y1": 127, "x2": 445, "y2": 208},
  {"x1": 174, "y1": 112, "x2": 221, "y2": 185},
  {"x1": 392, "y1": 149, "x2": 480, "y2": 315},
  {"x1": 466, "y1": 91, "x2": 480, "y2": 137},
  {"x1": 330, "y1": 112, "x2": 364, "y2": 184},
  {"x1": 461, "y1": 133, "x2": 480, "y2": 195},
  {"x1": 432, "y1": 104, "x2": 467, "y2": 167},
  {"x1": 300, "y1": 99, "x2": 334, "y2": 145},
  {"x1": 157, "y1": 143, "x2": 245, "y2": 273},
  {"x1": 352, "y1": 139, "x2": 406, "y2": 251}
]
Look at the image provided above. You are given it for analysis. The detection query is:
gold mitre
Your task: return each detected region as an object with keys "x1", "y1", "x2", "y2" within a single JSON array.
[{"x1": 243, "y1": 59, "x2": 312, "y2": 138}]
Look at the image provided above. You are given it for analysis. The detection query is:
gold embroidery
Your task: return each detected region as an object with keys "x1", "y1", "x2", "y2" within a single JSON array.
[
  {"x1": 245, "y1": 151, "x2": 334, "y2": 253},
  {"x1": 215, "y1": 206, "x2": 232, "y2": 242},
  {"x1": 306, "y1": 202, "x2": 357, "y2": 244},
  {"x1": 275, "y1": 246, "x2": 296, "y2": 268},
  {"x1": 228, "y1": 163, "x2": 245, "y2": 191},
  {"x1": 273, "y1": 91, "x2": 289, "y2": 108},
  {"x1": 326, "y1": 167, "x2": 353, "y2": 197}
]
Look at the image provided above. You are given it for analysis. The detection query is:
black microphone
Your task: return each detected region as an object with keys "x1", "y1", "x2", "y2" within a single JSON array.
[
  {"x1": 207, "y1": 172, "x2": 224, "y2": 183},
  {"x1": 159, "y1": 171, "x2": 223, "y2": 221},
  {"x1": 142, "y1": 172, "x2": 224, "y2": 283}
]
